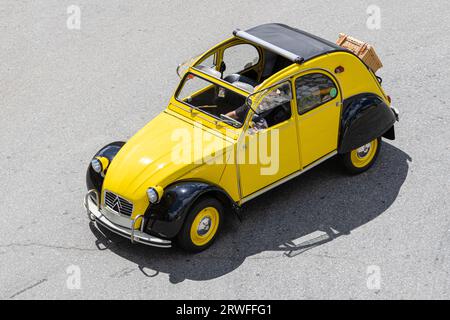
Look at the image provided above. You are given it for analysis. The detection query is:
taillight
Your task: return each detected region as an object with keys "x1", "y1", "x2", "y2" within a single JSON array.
[{"x1": 387, "y1": 95, "x2": 392, "y2": 104}]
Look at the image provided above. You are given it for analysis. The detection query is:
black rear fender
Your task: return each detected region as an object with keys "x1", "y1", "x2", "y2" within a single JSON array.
[{"x1": 339, "y1": 93, "x2": 396, "y2": 154}]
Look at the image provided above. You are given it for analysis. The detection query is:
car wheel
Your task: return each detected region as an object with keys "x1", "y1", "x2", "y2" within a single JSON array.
[
  {"x1": 177, "y1": 197, "x2": 224, "y2": 253},
  {"x1": 341, "y1": 138, "x2": 382, "y2": 174}
]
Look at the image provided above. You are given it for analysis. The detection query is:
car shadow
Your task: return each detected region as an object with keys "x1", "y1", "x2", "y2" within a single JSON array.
[{"x1": 89, "y1": 142, "x2": 411, "y2": 283}]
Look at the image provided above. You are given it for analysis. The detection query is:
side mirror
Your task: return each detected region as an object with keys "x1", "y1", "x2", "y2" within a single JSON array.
[
  {"x1": 247, "y1": 121, "x2": 257, "y2": 135},
  {"x1": 176, "y1": 55, "x2": 201, "y2": 78}
]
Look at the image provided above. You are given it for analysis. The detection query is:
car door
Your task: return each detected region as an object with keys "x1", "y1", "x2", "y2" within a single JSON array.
[
  {"x1": 294, "y1": 71, "x2": 342, "y2": 167},
  {"x1": 238, "y1": 81, "x2": 301, "y2": 199}
]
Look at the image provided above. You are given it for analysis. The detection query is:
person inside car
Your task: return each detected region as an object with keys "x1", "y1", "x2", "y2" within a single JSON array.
[{"x1": 225, "y1": 87, "x2": 290, "y2": 132}]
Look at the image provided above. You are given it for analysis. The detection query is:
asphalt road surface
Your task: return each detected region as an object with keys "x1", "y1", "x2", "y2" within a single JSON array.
[{"x1": 1, "y1": 0, "x2": 450, "y2": 299}]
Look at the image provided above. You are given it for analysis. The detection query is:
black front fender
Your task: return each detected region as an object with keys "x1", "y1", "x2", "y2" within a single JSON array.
[
  {"x1": 339, "y1": 93, "x2": 396, "y2": 154},
  {"x1": 86, "y1": 141, "x2": 126, "y2": 194},
  {"x1": 144, "y1": 181, "x2": 235, "y2": 239}
]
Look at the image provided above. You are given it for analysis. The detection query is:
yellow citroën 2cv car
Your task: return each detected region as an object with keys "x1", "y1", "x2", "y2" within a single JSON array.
[{"x1": 85, "y1": 24, "x2": 399, "y2": 252}]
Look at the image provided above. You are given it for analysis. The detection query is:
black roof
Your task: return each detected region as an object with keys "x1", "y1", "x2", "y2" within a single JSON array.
[{"x1": 243, "y1": 23, "x2": 345, "y2": 62}]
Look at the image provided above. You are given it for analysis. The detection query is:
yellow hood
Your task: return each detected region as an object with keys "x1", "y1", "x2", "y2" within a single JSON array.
[{"x1": 102, "y1": 111, "x2": 231, "y2": 215}]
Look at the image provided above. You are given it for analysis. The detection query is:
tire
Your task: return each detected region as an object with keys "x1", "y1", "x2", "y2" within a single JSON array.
[
  {"x1": 341, "y1": 138, "x2": 382, "y2": 174},
  {"x1": 177, "y1": 197, "x2": 224, "y2": 253}
]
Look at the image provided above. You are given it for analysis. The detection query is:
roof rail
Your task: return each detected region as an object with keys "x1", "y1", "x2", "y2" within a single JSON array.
[{"x1": 233, "y1": 29, "x2": 304, "y2": 64}]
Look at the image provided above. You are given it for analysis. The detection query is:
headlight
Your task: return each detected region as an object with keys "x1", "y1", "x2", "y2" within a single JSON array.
[
  {"x1": 147, "y1": 188, "x2": 159, "y2": 203},
  {"x1": 147, "y1": 186, "x2": 164, "y2": 204},
  {"x1": 91, "y1": 157, "x2": 109, "y2": 174},
  {"x1": 91, "y1": 159, "x2": 102, "y2": 173}
]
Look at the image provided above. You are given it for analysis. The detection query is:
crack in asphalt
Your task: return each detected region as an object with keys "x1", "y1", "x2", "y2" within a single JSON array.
[
  {"x1": 0, "y1": 242, "x2": 99, "y2": 252},
  {"x1": 9, "y1": 278, "x2": 48, "y2": 299},
  {"x1": 109, "y1": 267, "x2": 136, "y2": 278}
]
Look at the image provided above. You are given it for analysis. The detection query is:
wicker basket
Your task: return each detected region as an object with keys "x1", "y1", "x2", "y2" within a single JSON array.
[{"x1": 336, "y1": 33, "x2": 383, "y2": 73}]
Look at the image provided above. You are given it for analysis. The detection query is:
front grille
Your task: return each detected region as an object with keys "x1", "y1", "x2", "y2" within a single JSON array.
[{"x1": 104, "y1": 191, "x2": 133, "y2": 217}]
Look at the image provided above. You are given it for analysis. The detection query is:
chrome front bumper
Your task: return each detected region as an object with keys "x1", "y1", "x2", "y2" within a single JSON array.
[
  {"x1": 84, "y1": 190, "x2": 171, "y2": 248},
  {"x1": 391, "y1": 106, "x2": 400, "y2": 122}
]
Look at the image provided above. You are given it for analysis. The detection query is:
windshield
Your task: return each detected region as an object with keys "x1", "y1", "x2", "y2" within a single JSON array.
[{"x1": 176, "y1": 73, "x2": 250, "y2": 128}]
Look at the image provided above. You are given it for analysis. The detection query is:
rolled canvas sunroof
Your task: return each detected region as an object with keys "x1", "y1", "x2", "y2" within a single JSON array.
[{"x1": 234, "y1": 23, "x2": 345, "y2": 63}]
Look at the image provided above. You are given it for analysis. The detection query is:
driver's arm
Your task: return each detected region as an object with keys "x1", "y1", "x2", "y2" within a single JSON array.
[
  {"x1": 225, "y1": 110, "x2": 238, "y2": 120},
  {"x1": 225, "y1": 105, "x2": 248, "y2": 122}
]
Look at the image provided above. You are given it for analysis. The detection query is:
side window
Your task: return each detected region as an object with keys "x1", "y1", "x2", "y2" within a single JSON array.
[
  {"x1": 196, "y1": 53, "x2": 216, "y2": 69},
  {"x1": 252, "y1": 82, "x2": 292, "y2": 130},
  {"x1": 223, "y1": 44, "x2": 260, "y2": 76},
  {"x1": 295, "y1": 73, "x2": 338, "y2": 115}
]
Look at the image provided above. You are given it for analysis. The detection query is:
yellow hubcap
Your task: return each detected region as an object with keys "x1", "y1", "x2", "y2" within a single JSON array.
[
  {"x1": 350, "y1": 139, "x2": 378, "y2": 168},
  {"x1": 190, "y1": 207, "x2": 219, "y2": 246}
]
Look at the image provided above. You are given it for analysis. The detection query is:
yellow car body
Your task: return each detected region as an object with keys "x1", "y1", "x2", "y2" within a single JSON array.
[{"x1": 84, "y1": 24, "x2": 399, "y2": 252}]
